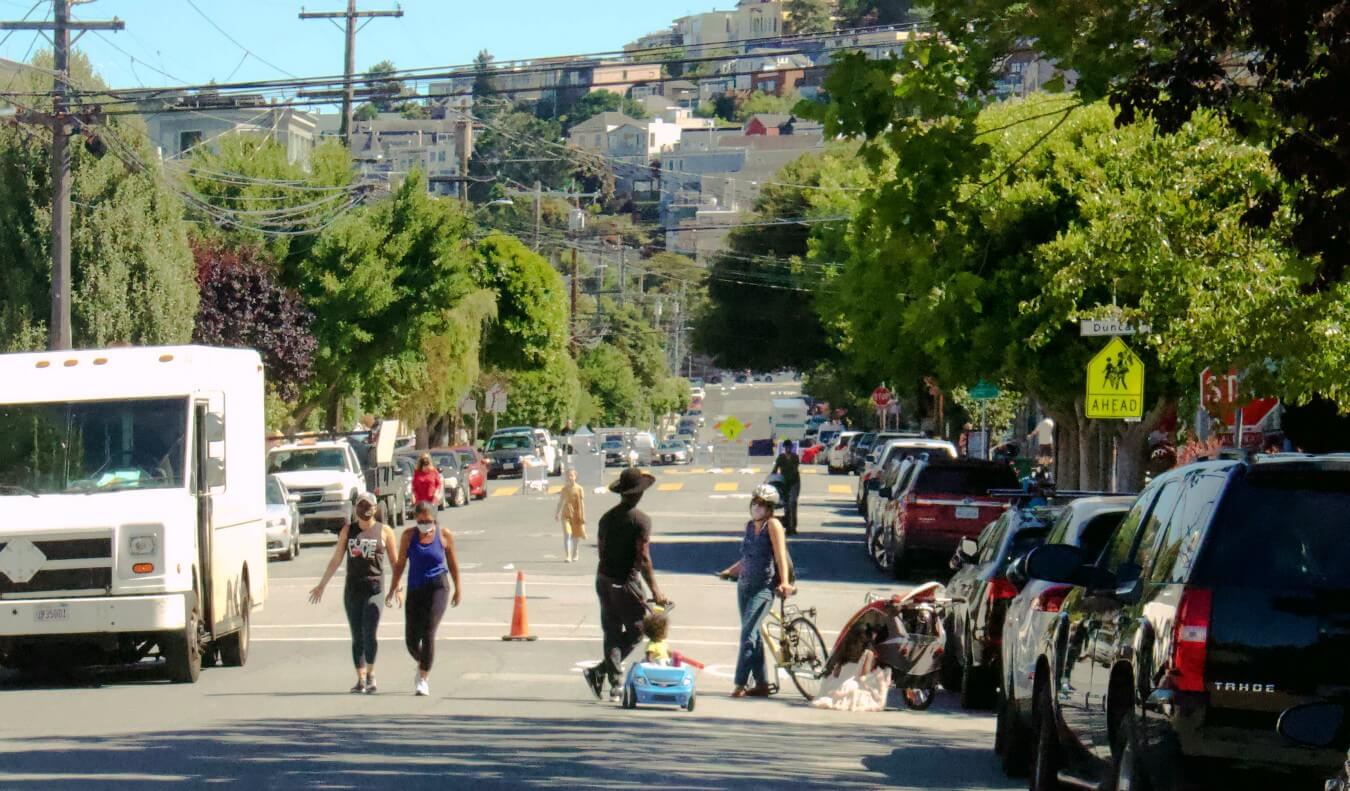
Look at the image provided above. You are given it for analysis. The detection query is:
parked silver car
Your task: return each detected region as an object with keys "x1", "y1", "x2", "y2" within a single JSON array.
[
  {"x1": 995, "y1": 495, "x2": 1132, "y2": 774},
  {"x1": 265, "y1": 474, "x2": 302, "y2": 561}
]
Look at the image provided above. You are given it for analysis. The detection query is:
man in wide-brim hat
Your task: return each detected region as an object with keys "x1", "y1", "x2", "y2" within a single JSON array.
[{"x1": 583, "y1": 467, "x2": 668, "y2": 701}]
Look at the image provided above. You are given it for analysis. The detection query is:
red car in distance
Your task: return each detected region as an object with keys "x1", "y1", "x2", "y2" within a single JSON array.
[
  {"x1": 451, "y1": 445, "x2": 488, "y2": 500},
  {"x1": 800, "y1": 441, "x2": 825, "y2": 465}
]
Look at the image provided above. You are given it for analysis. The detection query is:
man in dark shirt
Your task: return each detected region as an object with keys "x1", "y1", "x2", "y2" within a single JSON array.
[
  {"x1": 583, "y1": 467, "x2": 668, "y2": 700},
  {"x1": 772, "y1": 440, "x2": 802, "y2": 535}
]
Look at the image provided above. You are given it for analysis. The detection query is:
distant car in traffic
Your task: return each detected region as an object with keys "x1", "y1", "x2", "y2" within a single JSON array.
[
  {"x1": 602, "y1": 439, "x2": 637, "y2": 467},
  {"x1": 265, "y1": 474, "x2": 301, "y2": 561},
  {"x1": 828, "y1": 431, "x2": 861, "y2": 475},
  {"x1": 654, "y1": 439, "x2": 691, "y2": 465},
  {"x1": 483, "y1": 432, "x2": 533, "y2": 479}
]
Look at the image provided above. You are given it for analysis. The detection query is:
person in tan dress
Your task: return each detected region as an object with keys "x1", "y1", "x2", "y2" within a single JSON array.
[{"x1": 555, "y1": 468, "x2": 587, "y2": 562}]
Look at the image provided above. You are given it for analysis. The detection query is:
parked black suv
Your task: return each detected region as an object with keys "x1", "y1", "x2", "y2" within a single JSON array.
[{"x1": 1022, "y1": 455, "x2": 1350, "y2": 789}]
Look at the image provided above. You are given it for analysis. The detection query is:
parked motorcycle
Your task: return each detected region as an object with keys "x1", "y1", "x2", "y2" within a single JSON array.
[{"x1": 822, "y1": 581, "x2": 948, "y2": 710}]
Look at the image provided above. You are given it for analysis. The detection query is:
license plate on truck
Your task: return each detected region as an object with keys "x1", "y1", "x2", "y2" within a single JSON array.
[
  {"x1": 35, "y1": 605, "x2": 69, "y2": 623},
  {"x1": 955, "y1": 506, "x2": 980, "y2": 520}
]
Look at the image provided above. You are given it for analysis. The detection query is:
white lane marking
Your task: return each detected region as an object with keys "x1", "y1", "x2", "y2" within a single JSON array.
[
  {"x1": 254, "y1": 622, "x2": 741, "y2": 631},
  {"x1": 503, "y1": 563, "x2": 515, "y2": 570},
  {"x1": 253, "y1": 636, "x2": 737, "y2": 646},
  {"x1": 459, "y1": 672, "x2": 581, "y2": 682}
]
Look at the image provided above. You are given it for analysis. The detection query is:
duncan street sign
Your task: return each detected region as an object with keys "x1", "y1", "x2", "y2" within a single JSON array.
[{"x1": 1081, "y1": 319, "x2": 1152, "y2": 336}]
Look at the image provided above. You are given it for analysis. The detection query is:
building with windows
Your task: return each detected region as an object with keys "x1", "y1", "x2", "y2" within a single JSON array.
[
  {"x1": 142, "y1": 100, "x2": 318, "y2": 167},
  {"x1": 674, "y1": 0, "x2": 787, "y2": 48},
  {"x1": 347, "y1": 115, "x2": 466, "y2": 196}
]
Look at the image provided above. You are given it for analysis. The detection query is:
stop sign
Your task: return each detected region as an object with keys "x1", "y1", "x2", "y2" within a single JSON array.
[{"x1": 872, "y1": 386, "x2": 892, "y2": 408}]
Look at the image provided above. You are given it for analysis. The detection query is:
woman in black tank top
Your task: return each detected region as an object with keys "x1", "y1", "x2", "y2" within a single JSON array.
[{"x1": 310, "y1": 493, "x2": 399, "y2": 693}]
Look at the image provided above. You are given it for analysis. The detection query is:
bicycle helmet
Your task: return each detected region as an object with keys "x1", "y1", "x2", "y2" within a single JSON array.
[{"x1": 751, "y1": 483, "x2": 781, "y2": 507}]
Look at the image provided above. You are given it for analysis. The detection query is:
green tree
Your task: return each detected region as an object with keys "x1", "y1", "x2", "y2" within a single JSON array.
[
  {"x1": 736, "y1": 90, "x2": 802, "y2": 122},
  {"x1": 835, "y1": 0, "x2": 916, "y2": 28},
  {"x1": 558, "y1": 90, "x2": 647, "y2": 132},
  {"x1": 472, "y1": 233, "x2": 570, "y2": 370},
  {"x1": 468, "y1": 111, "x2": 575, "y2": 202},
  {"x1": 496, "y1": 350, "x2": 582, "y2": 431},
  {"x1": 786, "y1": 0, "x2": 832, "y2": 34},
  {"x1": 395, "y1": 289, "x2": 498, "y2": 437},
  {"x1": 298, "y1": 172, "x2": 476, "y2": 428},
  {"x1": 578, "y1": 344, "x2": 643, "y2": 425},
  {"x1": 0, "y1": 50, "x2": 195, "y2": 350}
]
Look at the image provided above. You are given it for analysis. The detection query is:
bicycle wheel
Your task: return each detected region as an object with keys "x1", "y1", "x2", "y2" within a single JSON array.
[{"x1": 783, "y1": 617, "x2": 829, "y2": 700}]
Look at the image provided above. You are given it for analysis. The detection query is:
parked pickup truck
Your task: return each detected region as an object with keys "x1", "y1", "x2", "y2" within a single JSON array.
[{"x1": 267, "y1": 439, "x2": 365, "y2": 532}]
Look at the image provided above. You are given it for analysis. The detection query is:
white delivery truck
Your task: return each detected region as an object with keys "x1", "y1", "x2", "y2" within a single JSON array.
[
  {"x1": 0, "y1": 345, "x2": 267, "y2": 683},
  {"x1": 768, "y1": 398, "x2": 810, "y2": 442}
]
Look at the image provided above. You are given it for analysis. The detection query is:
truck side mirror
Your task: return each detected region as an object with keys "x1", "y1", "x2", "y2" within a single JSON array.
[
  {"x1": 205, "y1": 456, "x2": 226, "y2": 488},
  {"x1": 205, "y1": 412, "x2": 226, "y2": 443},
  {"x1": 1025, "y1": 544, "x2": 1084, "y2": 584}
]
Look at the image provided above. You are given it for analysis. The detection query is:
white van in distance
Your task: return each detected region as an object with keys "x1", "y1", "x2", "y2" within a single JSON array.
[{"x1": 0, "y1": 345, "x2": 267, "y2": 682}]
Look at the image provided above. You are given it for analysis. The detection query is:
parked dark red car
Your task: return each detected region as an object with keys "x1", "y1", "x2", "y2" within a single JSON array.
[{"x1": 450, "y1": 445, "x2": 488, "y2": 500}]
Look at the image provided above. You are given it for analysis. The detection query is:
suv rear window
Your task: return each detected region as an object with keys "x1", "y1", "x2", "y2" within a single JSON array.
[
  {"x1": 1196, "y1": 468, "x2": 1350, "y2": 591},
  {"x1": 914, "y1": 464, "x2": 1019, "y2": 496}
]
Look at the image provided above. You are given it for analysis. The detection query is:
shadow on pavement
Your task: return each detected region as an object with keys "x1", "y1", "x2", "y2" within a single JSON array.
[{"x1": 0, "y1": 710, "x2": 1017, "y2": 790}]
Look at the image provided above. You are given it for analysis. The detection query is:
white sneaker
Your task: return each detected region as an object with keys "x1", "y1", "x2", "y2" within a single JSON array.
[{"x1": 415, "y1": 676, "x2": 430, "y2": 696}]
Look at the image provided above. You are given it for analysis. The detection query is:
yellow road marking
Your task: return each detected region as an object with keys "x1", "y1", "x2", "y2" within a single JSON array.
[
  {"x1": 828, "y1": 484, "x2": 852, "y2": 495},
  {"x1": 491, "y1": 487, "x2": 517, "y2": 497},
  {"x1": 714, "y1": 482, "x2": 739, "y2": 492},
  {"x1": 802, "y1": 467, "x2": 819, "y2": 475},
  {"x1": 657, "y1": 483, "x2": 684, "y2": 492},
  {"x1": 690, "y1": 468, "x2": 707, "y2": 474}
]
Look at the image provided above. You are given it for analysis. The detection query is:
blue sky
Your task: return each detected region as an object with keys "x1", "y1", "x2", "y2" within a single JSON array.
[{"x1": 0, "y1": 0, "x2": 698, "y2": 90}]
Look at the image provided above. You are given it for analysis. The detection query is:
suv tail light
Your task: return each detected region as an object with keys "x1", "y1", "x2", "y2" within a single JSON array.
[
  {"x1": 1169, "y1": 587, "x2": 1212, "y2": 693},
  {"x1": 1031, "y1": 585, "x2": 1072, "y2": 613},
  {"x1": 987, "y1": 578, "x2": 1018, "y2": 604}
]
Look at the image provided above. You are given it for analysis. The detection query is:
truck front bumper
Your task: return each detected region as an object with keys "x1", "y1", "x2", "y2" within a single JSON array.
[{"x1": 0, "y1": 592, "x2": 187, "y2": 637}]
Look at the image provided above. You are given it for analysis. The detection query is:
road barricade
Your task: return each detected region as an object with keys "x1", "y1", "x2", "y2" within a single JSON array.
[
  {"x1": 709, "y1": 440, "x2": 748, "y2": 471},
  {"x1": 520, "y1": 456, "x2": 549, "y2": 495}
]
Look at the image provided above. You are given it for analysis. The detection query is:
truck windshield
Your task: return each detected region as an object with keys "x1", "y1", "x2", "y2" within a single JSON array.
[
  {"x1": 0, "y1": 398, "x2": 188, "y2": 494},
  {"x1": 268, "y1": 448, "x2": 347, "y2": 472}
]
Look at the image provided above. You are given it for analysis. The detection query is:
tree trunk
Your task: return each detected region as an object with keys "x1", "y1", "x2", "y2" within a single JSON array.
[
  {"x1": 1114, "y1": 397, "x2": 1174, "y2": 493},
  {"x1": 416, "y1": 422, "x2": 432, "y2": 450},
  {"x1": 1044, "y1": 402, "x2": 1077, "y2": 489},
  {"x1": 323, "y1": 384, "x2": 343, "y2": 432}
]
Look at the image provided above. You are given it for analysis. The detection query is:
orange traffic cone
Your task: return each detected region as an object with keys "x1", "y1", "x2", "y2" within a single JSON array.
[{"x1": 502, "y1": 570, "x2": 538, "y2": 641}]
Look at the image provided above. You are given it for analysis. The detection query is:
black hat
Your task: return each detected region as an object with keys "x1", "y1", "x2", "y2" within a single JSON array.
[{"x1": 609, "y1": 467, "x2": 656, "y2": 495}]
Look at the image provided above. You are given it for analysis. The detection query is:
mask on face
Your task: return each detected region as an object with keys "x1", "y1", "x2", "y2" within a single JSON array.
[
  {"x1": 750, "y1": 503, "x2": 769, "y2": 521},
  {"x1": 416, "y1": 520, "x2": 436, "y2": 534},
  {"x1": 356, "y1": 506, "x2": 375, "y2": 521}
]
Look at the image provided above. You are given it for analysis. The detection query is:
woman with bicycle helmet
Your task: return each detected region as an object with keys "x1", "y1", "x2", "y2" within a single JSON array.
[{"x1": 716, "y1": 483, "x2": 793, "y2": 697}]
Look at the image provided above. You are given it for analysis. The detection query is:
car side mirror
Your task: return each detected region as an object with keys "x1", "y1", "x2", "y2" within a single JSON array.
[
  {"x1": 959, "y1": 537, "x2": 979, "y2": 560},
  {"x1": 878, "y1": 486, "x2": 893, "y2": 499},
  {"x1": 1025, "y1": 544, "x2": 1085, "y2": 584},
  {"x1": 1277, "y1": 702, "x2": 1346, "y2": 748},
  {"x1": 1007, "y1": 555, "x2": 1029, "y2": 587}
]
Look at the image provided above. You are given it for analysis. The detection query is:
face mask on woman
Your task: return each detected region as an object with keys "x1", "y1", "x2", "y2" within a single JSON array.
[
  {"x1": 416, "y1": 519, "x2": 436, "y2": 535},
  {"x1": 750, "y1": 502, "x2": 769, "y2": 521}
]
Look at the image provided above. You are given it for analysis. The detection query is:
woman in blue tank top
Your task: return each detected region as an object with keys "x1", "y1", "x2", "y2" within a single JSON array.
[
  {"x1": 716, "y1": 483, "x2": 792, "y2": 698},
  {"x1": 388, "y1": 501, "x2": 462, "y2": 696}
]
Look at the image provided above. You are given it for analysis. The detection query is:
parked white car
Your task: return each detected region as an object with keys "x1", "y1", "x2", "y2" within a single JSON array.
[
  {"x1": 265, "y1": 474, "x2": 301, "y2": 561},
  {"x1": 267, "y1": 439, "x2": 366, "y2": 532},
  {"x1": 827, "y1": 431, "x2": 861, "y2": 474}
]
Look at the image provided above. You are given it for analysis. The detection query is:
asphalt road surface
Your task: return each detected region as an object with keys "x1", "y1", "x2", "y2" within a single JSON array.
[{"x1": 0, "y1": 383, "x2": 1016, "y2": 790}]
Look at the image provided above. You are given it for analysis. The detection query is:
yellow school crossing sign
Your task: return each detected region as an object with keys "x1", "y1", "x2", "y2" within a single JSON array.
[
  {"x1": 716, "y1": 416, "x2": 747, "y2": 441},
  {"x1": 1086, "y1": 338, "x2": 1144, "y2": 419}
]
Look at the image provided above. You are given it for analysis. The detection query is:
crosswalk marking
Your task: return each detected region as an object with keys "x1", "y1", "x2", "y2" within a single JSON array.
[
  {"x1": 491, "y1": 487, "x2": 517, "y2": 497},
  {"x1": 828, "y1": 484, "x2": 852, "y2": 495},
  {"x1": 657, "y1": 482, "x2": 683, "y2": 492},
  {"x1": 801, "y1": 467, "x2": 819, "y2": 475},
  {"x1": 714, "y1": 482, "x2": 739, "y2": 492}
]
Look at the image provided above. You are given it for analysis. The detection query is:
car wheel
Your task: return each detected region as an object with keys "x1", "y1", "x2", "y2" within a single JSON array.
[
  {"x1": 939, "y1": 618, "x2": 963, "y2": 692},
  {"x1": 1030, "y1": 684, "x2": 1064, "y2": 791},
  {"x1": 997, "y1": 690, "x2": 1033, "y2": 776},
  {"x1": 291, "y1": 530, "x2": 301, "y2": 560},
  {"x1": 622, "y1": 684, "x2": 636, "y2": 709},
  {"x1": 685, "y1": 693, "x2": 696, "y2": 712},
  {"x1": 1110, "y1": 710, "x2": 1152, "y2": 791},
  {"x1": 163, "y1": 591, "x2": 204, "y2": 684}
]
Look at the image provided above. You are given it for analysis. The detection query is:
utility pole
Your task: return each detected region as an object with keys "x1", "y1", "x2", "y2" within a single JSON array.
[
  {"x1": 299, "y1": 0, "x2": 403, "y2": 146},
  {"x1": 618, "y1": 246, "x2": 626, "y2": 307},
  {"x1": 2, "y1": 1, "x2": 124, "y2": 351},
  {"x1": 532, "y1": 180, "x2": 542, "y2": 252},
  {"x1": 569, "y1": 247, "x2": 579, "y2": 354},
  {"x1": 456, "y1": 117, "x2": 472, "y2": 207}
]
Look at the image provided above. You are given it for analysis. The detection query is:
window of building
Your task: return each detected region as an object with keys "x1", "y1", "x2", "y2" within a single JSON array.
[{"x1": 179, "y1": 130, "x2": 204, "y2": 154}]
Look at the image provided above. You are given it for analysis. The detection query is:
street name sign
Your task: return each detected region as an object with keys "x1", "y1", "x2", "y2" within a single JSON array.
[
  {"x1": 1081, "y1": 319, "x2": 1152, "y2": 337},
  {"x1": 459, "y1": 396, "x2": 477, "y2": 415},
  {"x1": 716, "y1": 416, "x2": 748, "y2": 442},
  {"x1": 970, "y1": 381, "x2": 1000, "y2": 401},
  {"x1": 1086, "y1": 338, "x2": 1144, "y2": 419}
]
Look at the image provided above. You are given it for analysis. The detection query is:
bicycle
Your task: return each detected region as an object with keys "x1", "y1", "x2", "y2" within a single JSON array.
[{"x1": 718, "y1": 574, "x2": 829, "y2": 700}]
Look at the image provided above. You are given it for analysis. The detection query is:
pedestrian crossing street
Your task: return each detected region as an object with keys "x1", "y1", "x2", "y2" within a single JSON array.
[{"x1": 485, "y1": 466, "x2": 857, "y2": 498}]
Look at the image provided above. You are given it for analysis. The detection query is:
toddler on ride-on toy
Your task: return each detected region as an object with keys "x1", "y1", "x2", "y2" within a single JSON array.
[{"x1": 620, "y1": 608, "x2": 698, "y2": 711}]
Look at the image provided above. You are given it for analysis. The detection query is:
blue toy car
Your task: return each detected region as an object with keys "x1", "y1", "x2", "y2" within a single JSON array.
[{"x1": 621, "y1": 662, "x2": 696, "y2": 711}]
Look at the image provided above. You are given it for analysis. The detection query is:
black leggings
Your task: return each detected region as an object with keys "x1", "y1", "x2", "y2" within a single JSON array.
[
  {"x1": 405, "y1": 579, "x2": 450, "y2": 672},
  {"x1": 343, "y1": 579, "x2": 382, "y2": 668}
]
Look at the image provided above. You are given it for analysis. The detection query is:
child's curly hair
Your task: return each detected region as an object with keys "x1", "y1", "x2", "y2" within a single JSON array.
[{"x1": 642, "y1": 610, "x2": 669, "y2": 642}]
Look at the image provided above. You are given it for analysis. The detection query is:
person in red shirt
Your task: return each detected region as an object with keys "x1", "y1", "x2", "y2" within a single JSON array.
[{"x1": 411, "y1": 453, "x2": 443, "y2": 509}]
